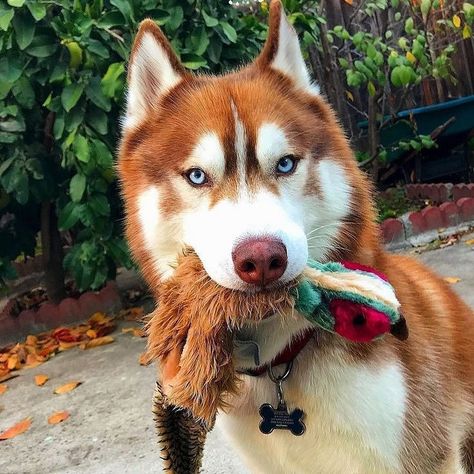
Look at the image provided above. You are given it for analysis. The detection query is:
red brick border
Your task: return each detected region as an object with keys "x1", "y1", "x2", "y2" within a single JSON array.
[
  {"x1": 0, "y1": 282, "x2": 122, "y2": 345},
  {"x1": 381, "y1": 197, "x2": 474, "y2": 245}
]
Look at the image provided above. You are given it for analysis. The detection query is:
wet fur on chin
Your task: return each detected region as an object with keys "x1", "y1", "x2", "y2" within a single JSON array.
[{"x1": 145, "y1": 251, "x2": 296, "y2": 423}]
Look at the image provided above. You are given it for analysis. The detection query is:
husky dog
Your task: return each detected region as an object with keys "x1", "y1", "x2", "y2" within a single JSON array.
[{"x1": 118, "y1": 2, "x2": 474, "y2": 472}]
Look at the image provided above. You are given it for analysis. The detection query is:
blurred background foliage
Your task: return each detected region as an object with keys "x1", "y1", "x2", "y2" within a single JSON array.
[{"x1": 0, "y1": 0, "x2": 472, "y2": 298}]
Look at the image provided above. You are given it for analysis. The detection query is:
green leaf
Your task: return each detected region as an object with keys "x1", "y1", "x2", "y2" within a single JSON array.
[
  {"x1": 49, "y1": 62, "x2": 67, "y2": 83},
  {"x1": 70, "y1": 173, "x2": 86, "y2": 202},
  {"x1": 26, "y1": 2, "x2": 46, "y2": 21},
  {"x1": 101, "y1": 62, "x2": 124, "y2": 98},
  {"x1": 110, "y1": 0, "x2": 134, "y2": 24},
  {"x1": 166, "y1": 6, "x2": 183, "y2": 31},
  {"x1": 0, "y1": 156, "x2": 15, "y2": 176},
  {"x1": 0, "y1": 8, "x2": 14, "y2": 31},
  {"x1": 7, "y1": 0, "x2": 25, "y2": 7},
  {"x1": 86, "y1": 107, "x2": 108, "y2": 135},
  {"x1": 92, "y1": 139, "x2": 113, "y2": 169},
  {"x1": 86, "y1": 77, "x2": 111, "y2": 112},
  {"x1": 0, "y1": 131, "x2": 17, "y2": 143},
  {"x1": 87, "y1": 39, "x2": 109, "y2": 59},
  {"x1": 368, "y1": 81, "x2": 376, "y2": 97},
  {"x1": 367, "y1": 44, "x2": 377, "y2": 60},
  {"x1": 26, "y1": 35, "x2": 58, "y2": 57},
  {"x1": 64, "y1": 104, "x2": 85, "y2": 132},
  {"x1": 15, "y1": 172, "x2": 29, "y2": 204},
  {"x1": 25, "y1": 158, "x2": 43, "y2": 179},
  {"x1": 106, "y1": 238, "x2": 131, "y2": 266},
  {"x1": 0, "y1": 81, "x2": 12, "y2": 100},
  {"x1": 220, "y1": 21, "x2": 237, "y2": 43},
  {"x1": 398, "y1": 65, "x2": 414, "y2": 86},
  {"x1": 97, "y1": 11, "x2": 126, "y2": 28},
  {"x1": 73, "y1": 135, "x2": 89, "y2": 163},
  {"x1": 420, "y1": 0, "x2": 431, "y2": 17},
  {"x1": 61, "y1": 83, "x2": 84, "y2": 112},
  {"x1": 390, "y1": 66, "x2": 402, "y2": 87},
  {"x1": 0, "y1": 116, "x2": 25, "y2": 132},
  {"x1": 202, "y1": 10, "x2": 218, "y2": 27},
  {"x1": 12, "y1": 76, "x2": 35, "y2": 108},
  {"x1": 190, "y1": 25, "x2": 209, "y2": 56},
  {"x1": 0, "y1": 57, "x2": 23, "y2": 83},
  {"x1": 89, "y1": 194, "x2": 110, "y2": 216},
  {"x1": 58, "y1": 202, "x2": 81, "y2": 230},
  {"x1": 12, "y1": 12, "x2": 35, "y2": 50},
  {"x1": 338, "y1": 57, "x2": 349, "y2": 68},
  {"x1": 147, "y1": 9, "x2": 170, "y2": 26},
  {"x1": 181, "y1": 54, "x2": 207, "y2": 70},
  {"x1": 53, "y1": 113, "x2": 64, "y2": 139},
  {"x1": 207, "y1": 38, "x2": 222, "y2": 64}
]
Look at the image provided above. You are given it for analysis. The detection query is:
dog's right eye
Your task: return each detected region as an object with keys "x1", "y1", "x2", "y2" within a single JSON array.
[{"x1": 184, "y1": 168, "x2": 208, "y2": 187}]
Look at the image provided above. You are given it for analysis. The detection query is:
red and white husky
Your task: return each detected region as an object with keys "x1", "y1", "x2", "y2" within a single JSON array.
[{"x1": 118, "y1": 1, "x2": 474, "y2": 472}]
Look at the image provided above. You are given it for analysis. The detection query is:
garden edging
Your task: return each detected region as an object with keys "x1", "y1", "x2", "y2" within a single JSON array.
[
  {"x1": 381, "y1": 197, "x2": 474, "y2": 249},
  {"x1": 0, "y1": 282, "x2": 122, "y2": 346}
]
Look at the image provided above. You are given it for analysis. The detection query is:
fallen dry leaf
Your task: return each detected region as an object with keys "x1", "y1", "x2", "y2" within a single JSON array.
[
  {"x1": 58, "y1": 341, "x2": 82, "y2": 351},
  {"x1": 88, "y1": 312, "x2": 112, "y2": 325},
  {"x1": 0, "y1": 384, "x2": 7, "y2": 395},
  {"x1": 0, "y1": 417, "x2": 32, "y2": 440},
  {"x1": 443, "y1": 277, "x2": 461, "y2": 284},
  {"x1": 0, "y1": 311, "x2": 118, "y2": 381},
  {"x1": 122, "y1": 327, "x2": 145, "y2": 337},
  {"x1": 465, "y1": 239, "x2": 474, "y2": 246},
  {"x1": 123, "y1": 307, "x2": 144, "y2": 321},
  {"x1": 48, "y1": 411, "x2": 70, "y2": 425},
  {"x1": 23, "y1": 354, "x2": 44, "y2": 369},
  {"x1": 53, "y1": 327, "x2": 82, "y2": 343},
  {"x1": 54, "y1": 381, "x2": 82, "y2": 394},
  {"x1": 34, "y1": 374, "x2": 49, "y2": 386},
  {"x1": 25, "y1": 335, "x2": 37, "y2": 346},
  {"x1": 80, "y1": 336, "x2": 114, "y2": 350},
  {"x1": 7, "y1": 355, "x2": 20, "y2": 371}
]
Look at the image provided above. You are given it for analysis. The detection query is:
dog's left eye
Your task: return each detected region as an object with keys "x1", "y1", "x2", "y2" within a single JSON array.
[{"x1": 276, "y1": 155, "x2": 297, "y2": 175}]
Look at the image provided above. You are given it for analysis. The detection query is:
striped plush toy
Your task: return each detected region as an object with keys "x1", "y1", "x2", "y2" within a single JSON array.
[{"x1": 294, "y1": 260, "x2": 408, "y2": 343}]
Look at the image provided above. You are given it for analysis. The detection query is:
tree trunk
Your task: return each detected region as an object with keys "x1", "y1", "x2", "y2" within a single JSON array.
[{"x1": 41, "y1": 201, "x2": 66, "y2": 304}]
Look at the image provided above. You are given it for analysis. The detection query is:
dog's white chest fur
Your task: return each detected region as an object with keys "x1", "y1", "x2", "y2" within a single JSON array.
[{"x1": 218, "y1": 343, "x2": 406, "y2": 474}]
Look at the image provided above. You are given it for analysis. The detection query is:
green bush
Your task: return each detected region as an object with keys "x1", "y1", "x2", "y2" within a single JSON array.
[{"x1": 0, "y1": 0, "x2": 271, "y2": 296}]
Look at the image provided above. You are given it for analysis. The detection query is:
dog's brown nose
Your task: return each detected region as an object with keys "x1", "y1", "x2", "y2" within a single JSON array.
[{"x1": 232, "y1": 238, "x2": 287, "y2": 287}]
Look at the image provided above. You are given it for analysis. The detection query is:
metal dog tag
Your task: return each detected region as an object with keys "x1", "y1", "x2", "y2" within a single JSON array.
[{"x1": 258, "y1": 362, "x2": 305, "y2": 436}]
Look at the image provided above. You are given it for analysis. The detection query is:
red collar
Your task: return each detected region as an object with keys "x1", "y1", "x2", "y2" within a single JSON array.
[{"x1": 243, "y1": 328, "x2": 316, "y2": 377}]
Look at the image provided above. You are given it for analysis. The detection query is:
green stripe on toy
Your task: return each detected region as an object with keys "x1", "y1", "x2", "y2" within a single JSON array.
[{"x1": 293, "y1": 260, "x2": 408, "y2": 343}]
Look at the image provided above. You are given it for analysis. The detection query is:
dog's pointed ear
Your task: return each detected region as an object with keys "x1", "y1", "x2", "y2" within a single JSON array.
[
  {"x1": 256, "y1": 0, "x2": 319, "y2": 94},
  {"x1": 125, "y1": 20, "x2": 188, "y2": 128}
]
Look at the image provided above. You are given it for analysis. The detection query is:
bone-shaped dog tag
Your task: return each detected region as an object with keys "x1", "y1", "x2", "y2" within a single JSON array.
[
  {"x1": 258, "y1": 362, "x2": 305, "y2": 436},
  {"x1": 259, "y1": 402, "x2": 305, "y2": 436}
]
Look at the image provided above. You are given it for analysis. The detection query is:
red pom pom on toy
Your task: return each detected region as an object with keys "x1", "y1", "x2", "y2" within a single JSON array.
[{"x1": 329, "y1": 299, "x2": 391, "y2": 343}]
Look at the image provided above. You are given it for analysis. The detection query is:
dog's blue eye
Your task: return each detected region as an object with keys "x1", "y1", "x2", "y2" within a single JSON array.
[
  {"x1": 185, "y1": 168, "x2": 208, "y2": 186},
  {"x1": 276, "y1": 155, "x2": 297, "y2": 175}
]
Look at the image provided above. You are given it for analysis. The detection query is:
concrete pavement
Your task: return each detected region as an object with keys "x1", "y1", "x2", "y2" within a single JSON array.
[{"x1": 1, "y1": 233, "x2": 473, "y2": 474}]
